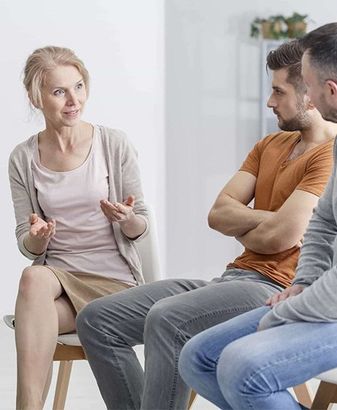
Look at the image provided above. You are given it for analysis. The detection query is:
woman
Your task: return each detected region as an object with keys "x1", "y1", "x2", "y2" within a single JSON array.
[{"x1": 9, "y1": 46, "x2": 148, "y2": 409}]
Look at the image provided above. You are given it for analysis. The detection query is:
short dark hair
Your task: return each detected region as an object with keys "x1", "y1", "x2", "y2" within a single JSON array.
[
  {"x1": 266, "y1": 39, "x2": 306, "y2": 94},
  {"x1": 301, "y1": 22, "x2": 337, "y2": 83}
]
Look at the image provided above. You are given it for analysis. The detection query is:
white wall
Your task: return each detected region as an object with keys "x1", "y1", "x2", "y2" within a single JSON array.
[
  {"x1": 164, "y1": 0, "x2": 337, "y2": 279},
  {"x1": 1, "y1": 0, "x2": 337, "y2": 315},
  {"x1": 0, "y1": 0, "x2": 165, "y2": 315}
]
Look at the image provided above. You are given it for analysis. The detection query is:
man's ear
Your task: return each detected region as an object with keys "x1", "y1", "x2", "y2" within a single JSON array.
[{"x1": 326, "y1": 80, "x2": 337, "y2": 97}]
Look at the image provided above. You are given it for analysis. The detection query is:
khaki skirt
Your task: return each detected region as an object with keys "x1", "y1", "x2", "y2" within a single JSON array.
[{"x1": 46, "y1": 266, "x2": 133, "y2": 314}]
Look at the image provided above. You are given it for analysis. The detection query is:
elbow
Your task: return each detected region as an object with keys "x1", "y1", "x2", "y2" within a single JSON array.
[
  {"x1": 208, "y1": 209, "x2": 217, "y2": 230},
  {"x1": 208, "y1": 208, "x2": 228, "y2": 233}
]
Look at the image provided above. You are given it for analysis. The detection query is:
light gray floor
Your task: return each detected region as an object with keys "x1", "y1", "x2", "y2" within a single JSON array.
[
  {"x1": 0, "y1": 319, "x2": 334, "y2": 410},
  {"x1": 0, "y1": 320, "x2": 217, "y2": 410}
]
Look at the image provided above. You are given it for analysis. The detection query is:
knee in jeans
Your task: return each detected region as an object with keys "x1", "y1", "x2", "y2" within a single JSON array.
[
  {"x1": 178, "y1": 339, "x2": 201, "y2": 383},
  {"x1": 145, "y1": 298, "x2": 180, "y2": 334},
  {"x1": 76, "y1": 301, "x2": 100, "y2": 339},
  {"x1": 217, "y1": 344, "x2": 266, "y2": 400},
  {"x1": 181, "y1": 336, "x2": 210, "y2": 371}
]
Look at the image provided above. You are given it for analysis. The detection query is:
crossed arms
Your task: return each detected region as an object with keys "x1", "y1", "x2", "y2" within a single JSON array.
[{"x1": 208, "y1": 170, "x2": 319, "y2": 254}]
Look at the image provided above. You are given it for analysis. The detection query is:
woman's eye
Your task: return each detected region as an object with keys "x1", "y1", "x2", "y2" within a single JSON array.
[
  {"x1": 76, "y1": 83, "x2": 84, "y2": 90},
  {"x1": 53, "y1": 89, "x2": 64, "y2": 96}
]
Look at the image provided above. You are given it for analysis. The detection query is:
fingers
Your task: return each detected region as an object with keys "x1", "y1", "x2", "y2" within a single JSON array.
[
  {"x1": 266, "y1": 292, "x2": 283, "y2": 306},
  {"x1": 266, "y1": 285, "x2": 305, "y2": 307},
  {"x1": 124, "y1": 195, "x2": 135, "y2": 207},
  {"x1": 30, "y1": 213, "x2": 38, "y2": 224},
  {"x1": 100, "y1": 199, "x2": 134, "y2": 223},
  {"x1": 30, "y1": 217, "x2": 56, "y2": 240}
]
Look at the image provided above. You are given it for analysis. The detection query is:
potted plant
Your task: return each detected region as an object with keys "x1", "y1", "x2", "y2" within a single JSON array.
[
  {"x1": 250, "y1": 15, "x2": 287, "y2": 39},
  {"x1": 285, "y1": 12, "x2": 308, "y2": 38}
]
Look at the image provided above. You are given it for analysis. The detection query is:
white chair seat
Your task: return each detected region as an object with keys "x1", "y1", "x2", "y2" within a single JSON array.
[
  {"x1": 57, "y1": 333, "x2": 82, "y2": 346},
  {"x1": 3, "y1": 314, "x2": 82, "y2": 346},
  {"x1": 316, "y1": 368, "x2": 337, "y2": 384}
]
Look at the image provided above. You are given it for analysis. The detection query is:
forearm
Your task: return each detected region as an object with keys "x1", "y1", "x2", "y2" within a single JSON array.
[
  {"x1": 236, "y1": 223, "x2": 299, "y2": 254},
  {"x1": 119, "y1": 213, "x2": 146, "y2": 239},
  {"x1": 23, "y1": 232, "x2": 49, "y2": 256},
  {"x1": 208, "y1": 196, "x2": 273, "y2": 237}
]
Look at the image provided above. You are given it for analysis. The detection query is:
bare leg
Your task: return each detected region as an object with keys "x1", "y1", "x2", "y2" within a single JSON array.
[
  {"x1": 41, "y1": 363, "x2": 53, "y2": 406},
  {"x1": 41, "y1": 296, "x2": 77, "y2": 406},
  {"x1": 15, "y1": 266, "x2": 76, "y2": 410}
]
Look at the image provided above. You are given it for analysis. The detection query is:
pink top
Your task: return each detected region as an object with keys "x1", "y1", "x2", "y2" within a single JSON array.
[{"x1": 32, "y1": 125, "x2": 136, "y2": 285}]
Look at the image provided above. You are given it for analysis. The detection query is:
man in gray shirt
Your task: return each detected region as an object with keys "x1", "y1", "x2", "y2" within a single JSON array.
[{"x1": 178, "y1": 22, "x2": 337, "y2": 410}]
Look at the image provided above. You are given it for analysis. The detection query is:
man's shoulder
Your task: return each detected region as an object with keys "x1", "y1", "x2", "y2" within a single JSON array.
[{"x1": 260, "y1": 131, "x2": 300, "y2": 147}]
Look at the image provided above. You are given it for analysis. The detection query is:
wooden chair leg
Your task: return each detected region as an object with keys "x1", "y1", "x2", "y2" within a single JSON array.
[
  {"x1": 53, "y1": 360, "x2": 73, "y2": 410},
  {"x1": 311, "y1": 381, "x2": 337, "y2": 410},
  {"x1": 293, "y1": 383, "x2": 313, "y2": 409},
  {"x1": 188, "y1": 390, "x2": 197, "y2": 409}
]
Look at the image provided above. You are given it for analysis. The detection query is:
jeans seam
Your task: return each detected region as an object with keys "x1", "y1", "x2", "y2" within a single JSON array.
[
  {"x1": 102, "y1": 331, "x2": 137, "y2": 409},
  {"x1": 241, "y1": 343, "x2": 337, "y2": 408},
  {"x1": 167, "y1": 305, "x2": 256, "y2": 409}
]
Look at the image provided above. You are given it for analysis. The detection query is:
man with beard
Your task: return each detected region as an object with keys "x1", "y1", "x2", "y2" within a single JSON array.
[
  {"x1": 76, "y1": 39, "x2": 337, "y2": 410},
  {"x1": 178, "y1": 23, "x2": 337, "y2": 410}
]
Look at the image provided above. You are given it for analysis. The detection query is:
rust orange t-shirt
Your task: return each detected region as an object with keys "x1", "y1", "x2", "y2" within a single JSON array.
[{"x1": 228, "y1": 131, "x2": 334, "y2": 288}]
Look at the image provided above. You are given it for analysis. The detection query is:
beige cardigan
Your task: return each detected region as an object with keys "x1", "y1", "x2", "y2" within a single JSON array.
[{"x1": 8, "y1": 126, "x2": 149, "y2": 285}]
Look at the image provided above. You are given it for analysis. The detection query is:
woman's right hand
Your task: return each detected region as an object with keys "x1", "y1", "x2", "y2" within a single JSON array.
[
  {"x1": 24, "y1": 213, "x2": 56, "y2": 255},
  {"x1": 29, "y1": 213, "x2": 56, "y2": 240}
]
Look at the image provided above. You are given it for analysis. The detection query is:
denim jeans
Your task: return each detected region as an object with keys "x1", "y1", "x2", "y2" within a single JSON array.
[
  {"x1": 76, "y1": 269, "x2": 282, "y2": 410},
  {"x1": 179, "y1": 305, "x2": 337, "y2": 410}
]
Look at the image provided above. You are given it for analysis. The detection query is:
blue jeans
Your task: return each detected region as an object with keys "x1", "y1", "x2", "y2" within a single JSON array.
[{"x1": 179, "y1": 306, "x2": 337, "y2": 410}]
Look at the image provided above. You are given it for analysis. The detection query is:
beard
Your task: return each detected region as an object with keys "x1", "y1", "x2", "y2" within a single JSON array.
[{"x1": 277, "y1": 100, "x2": 311, "y2": 132}]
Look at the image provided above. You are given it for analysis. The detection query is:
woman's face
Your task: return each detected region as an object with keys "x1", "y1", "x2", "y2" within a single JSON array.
[{"x1": 40, "y1": 64, "x2": 87, "y2": 129}]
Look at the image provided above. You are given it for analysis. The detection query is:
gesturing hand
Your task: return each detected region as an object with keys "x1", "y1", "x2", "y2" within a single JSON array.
[
  {"x1": 29, "y1": 213, "x2": 56, "y2": 240},
  {"x1": 100, "y1": 195, "x2": 135, "y2": 224},
  {"x1": 266, "y1": 284, "x2": 305, "y2": 307}
]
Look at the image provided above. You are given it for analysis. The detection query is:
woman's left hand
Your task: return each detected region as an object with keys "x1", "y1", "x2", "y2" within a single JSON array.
[{"x1": 100, "y1": 195, "x2": 135, "y2": 224}]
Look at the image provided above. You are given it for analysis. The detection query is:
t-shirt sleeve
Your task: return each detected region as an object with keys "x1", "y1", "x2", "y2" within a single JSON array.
[
  {"x1": 239, "y1": 139, "x2": 264, "y2": 177},
  {"x1": 296, "y1": 142, "x2": 334, "y2": 197}
]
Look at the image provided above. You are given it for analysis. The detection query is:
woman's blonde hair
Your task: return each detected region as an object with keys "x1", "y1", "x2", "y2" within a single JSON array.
[{"x1": 23, "y1": 46, "x2": 89, "y2": 108}]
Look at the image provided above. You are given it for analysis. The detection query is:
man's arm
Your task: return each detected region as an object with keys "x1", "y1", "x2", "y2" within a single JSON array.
[
  {"x1": 236, "y1": 189, "x2": 319, "y2": 254},
  {"x1": 208, "y1": 171, "x2": 274, "y2": 237}
]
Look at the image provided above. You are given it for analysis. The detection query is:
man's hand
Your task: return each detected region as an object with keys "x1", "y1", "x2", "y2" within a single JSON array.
[
  {"x1": 100, "y1": 195, "x2": 135, "y2": 224},
  {"x1": 266, "y1": 284, "x2": 305, "y2": 307}
]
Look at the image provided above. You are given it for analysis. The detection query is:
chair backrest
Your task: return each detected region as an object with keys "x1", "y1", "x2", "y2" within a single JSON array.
[{"x1": 135, "y1": 205, "x2": 162, "y2": 283}]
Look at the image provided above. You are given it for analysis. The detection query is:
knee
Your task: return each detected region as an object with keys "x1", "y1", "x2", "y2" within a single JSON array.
[
  {"x1": 178, "y1": 334, "x2": 212, "y2": 387},
  {"x1": 144, "y1": 298, "x2": 179, "y2": 336},
  {"x1": 76, "y1": 300, "x2": 101, "y2": 341},
  {"x1": 18, "y1": 266, "x2": 50, "y2": 298},
  {"x1": 217, "y1": 343, "x2": 264, "y2": 403}
]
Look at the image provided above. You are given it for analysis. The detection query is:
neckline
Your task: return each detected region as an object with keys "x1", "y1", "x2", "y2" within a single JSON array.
[
  {"x1": 33, "y1": 124, "x2": 97, "y2": 174},
  {"x1": 284, "y1": 135, "x2": 333, "y2": 164}
]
